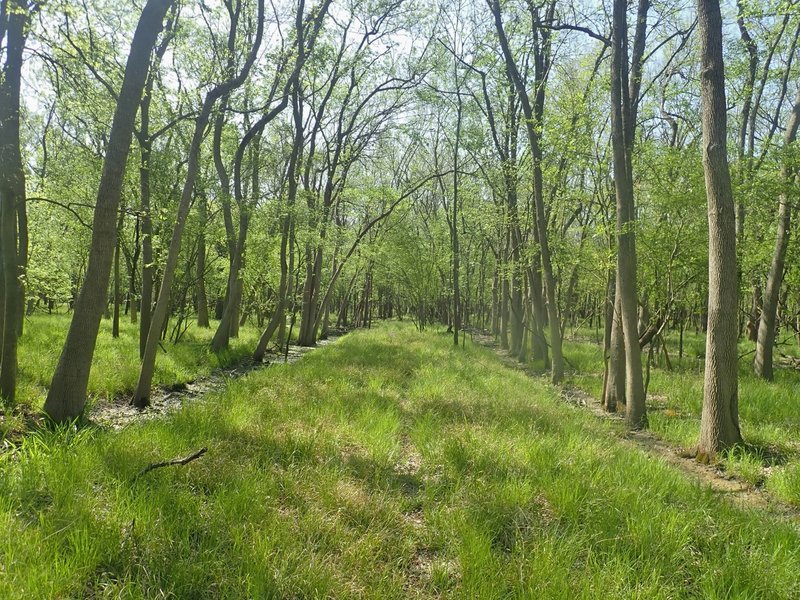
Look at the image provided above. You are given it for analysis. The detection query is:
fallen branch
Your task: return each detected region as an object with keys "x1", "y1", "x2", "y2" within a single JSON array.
[{"x1": 134, "y1": 447, "x2": 207, "y2": 480}]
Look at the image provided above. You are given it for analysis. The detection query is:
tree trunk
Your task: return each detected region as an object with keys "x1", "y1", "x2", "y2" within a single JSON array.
[
  {"x1": 490, "y1": 0, "x2": 564, "y2": 383},
  {"x1": 754, "y1": 90, "x2": 800, "y2": 380},
  {"x1": 212, "y1": 211, "x2": 249, "y2": 351},
  {"x1": 697, "y1": 0, "x2": 743, "y2": 455},
  {"x1": 44, "y1": 0, "x2": 174, "y2": 422},
  {"x1": 612, "y1": 0, "x2": 647, "y2": 428},
  {"x1": 134, "y1": 0, "x2": 266, "y2": 407},
  {"x1": 0, "y1": 1, "x2": 32, "y2": 404},
  {"x1": 196, "y1": 197, "x2": 210, "y2": 327}
]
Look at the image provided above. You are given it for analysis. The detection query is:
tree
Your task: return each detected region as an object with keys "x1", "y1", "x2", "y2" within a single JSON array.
[
  {"x1": 133, "y1": 0, "x2": 267, "y2": 408},
  {"x1": 610, "y1": 0, "x2": 649, "y2": 429},
  {"x1": 697, "y1": 0, "x2": 743, "y2": 456},
  {"x1": 489, "y1": 0, "x2": 564, "y2": 384},
  {"x1": 0, "y1": 0, "x2": 37, "y2": 404},
  {"x1": 754, "y1": 90, "x2": 800, "y2": 380},
  {"x1": 43, "y1": 0, "x2": 176, "y2": 422}
]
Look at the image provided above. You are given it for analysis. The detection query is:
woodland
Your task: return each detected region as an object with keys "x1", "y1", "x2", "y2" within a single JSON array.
[{"x1": 2, "y1": 0, "x2": 800, "y2": 597}]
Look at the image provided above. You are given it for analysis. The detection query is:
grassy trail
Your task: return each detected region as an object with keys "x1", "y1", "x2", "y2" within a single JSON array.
[{"x1": 2, "y1": 323, "x2": 799, "y2": 598}]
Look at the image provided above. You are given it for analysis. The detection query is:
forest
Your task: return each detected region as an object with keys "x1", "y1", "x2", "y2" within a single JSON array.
[{"x1": 2, "y1": 0, "x2": 800, "y2": 596}]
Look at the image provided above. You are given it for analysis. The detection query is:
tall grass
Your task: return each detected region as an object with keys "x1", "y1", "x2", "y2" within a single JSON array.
[
  {"x1": 13, "y1": 313, "x2": 262, "y2": 410},
  {"x1": 563, "y1": 328, "x2": 800, "y2": 505},
  {"x1": 1, "y1": 323, "x2": 798, "y2": 598}
]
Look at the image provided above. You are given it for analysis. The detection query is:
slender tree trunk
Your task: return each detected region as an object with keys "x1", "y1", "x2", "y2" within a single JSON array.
[
  {"x1": 612, "y1": 0, "x2": 647, "y2": 428},
  {"x1": 490, "y1": 0, "x2": 563, "y2": 383},
  {"x1": 754, "y1": 91, "x2": 800, "y2": 380},
  {"x1": 134, "y1": 0, "x2": 266, "y2": 407},
  {"x1": 212, "y1": 211, "x2": 249, "y2": 351},
  {"x1": 138, "y1": 103, "x2": 155, "y2": 355},
  {"x1": 254, "y1": 86, "x2": 303, "y2": 361},
  {"x1": 196, "y1": 196, "x2": 210, "y2": 327},
  {"x1": 0, "y1": 1, "x2": 28, "y2": 403},
  {"x1": 697, "y1": 0, "x2": 743, "y2": 455},
  {"x1": 452, "y1": 86, "x2": 463, "y2": 347},
  {"x1": 44, "y1": 0, "x2": 174, "y2": 421},
  {"x1": 500, "y1": 241, "x2": 510, "y2": 350},
  {"x1": 112, "y1": 230, "x2": 122, "y2": 338}
]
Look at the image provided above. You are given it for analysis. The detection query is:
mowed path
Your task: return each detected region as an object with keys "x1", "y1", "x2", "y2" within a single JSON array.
[{"x1": 2, "y1": 324, "x2": 799, "y2": 598}]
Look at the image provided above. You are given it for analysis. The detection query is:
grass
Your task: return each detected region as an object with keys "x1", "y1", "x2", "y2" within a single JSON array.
[
  {"x1": 561, "y1": 325, "x2": 800, "y2": 506},
  {"x1": 2, "y1": 322, "x2": 799, "y2": 598},
  {"x1": 11, "y1": 313, "x2": 262, "y2": 412}
]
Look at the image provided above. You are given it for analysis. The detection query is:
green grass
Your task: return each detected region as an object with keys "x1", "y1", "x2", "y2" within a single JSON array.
[
  {"x1": 2, "y1": 322, "x2": 799, "y2": 598},
  {"x1": 13, "y1": 313, "x2": 262, "y2": 412},
  {"x1": 562, "y1": 327, "x2": 800, "y2": 506}
]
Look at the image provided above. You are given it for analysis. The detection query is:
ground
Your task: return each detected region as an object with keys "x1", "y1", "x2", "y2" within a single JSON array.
[{"x1": 1, "y1": 323, "x2": 799, "y2": 598}]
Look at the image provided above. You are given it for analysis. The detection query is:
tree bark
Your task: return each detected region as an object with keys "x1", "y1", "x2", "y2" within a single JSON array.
[
  {"x1": 754, "y1": 90, "x2": 800, "y2": 380},
  {"x1": 611, "y1": 0, "x2": 647, "y2": 428},
  {"x1": 44, "y1": 0, "x2": 175, "y2": 422},
  {"x1": 133, "y1": 0, "x2": 265, "y2": 408},
  {"x1": 0, "y1": 0, "x2": 32, "y2": 404},
  {"x1": 697, "y1": 0, "x2": 743, "y2": 455},
  {"x1": 196, "y1": 195, "x2": 210, "y2": 328}
]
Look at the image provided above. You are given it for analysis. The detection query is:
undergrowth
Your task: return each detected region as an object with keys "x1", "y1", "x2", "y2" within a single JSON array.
[{"x1": 562, "y1": 326, "x2": 800, "y2": 506}]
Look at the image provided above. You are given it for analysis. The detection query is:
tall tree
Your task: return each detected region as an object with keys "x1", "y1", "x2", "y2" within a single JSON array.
[
  {"x1": 489, "y1": 0, "x2": 565, "y2": 384},
  {"x1": 754, "y1": 91, "x2": 800, "y2": 380},
  {"x1": 0, "y1": 0, "x2": 37, "y2": 404},
  {"x1": 697, "y1": 0, "x2": 743, "y2": 455},
  {"x1": 43, "y1": 0, "x2": 176, "y2": 422},
  {"x1": 611, "y1": 0, "x2": 649, "y2": 429},
  {"x1": 133, "y1": 0, "x2": 267, "y2": 408}
]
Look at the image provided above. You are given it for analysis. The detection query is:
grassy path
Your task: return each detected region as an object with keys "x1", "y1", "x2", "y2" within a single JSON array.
[{"x1": 2, "y1": 323, "x2": 799, "y2": 598}]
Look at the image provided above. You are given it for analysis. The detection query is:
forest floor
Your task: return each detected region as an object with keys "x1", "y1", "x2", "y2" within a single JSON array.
[
  {"x1": 89, "y1": 335, "x2": 341, "y2": 430},
  {"x1": 2, "y1": 323, "x2": 800, "y2": 598},
  {"x1": 1, "y1": 315, "x2": 272, "y2": 445},
  {"x1": 468, "y1": 330, "x2": 800, "y2": 520}
]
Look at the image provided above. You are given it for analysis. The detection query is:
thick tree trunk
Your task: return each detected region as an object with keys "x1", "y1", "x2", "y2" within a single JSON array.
[
  {"x1": 754, "y1": 91, "x2": 800, "y2": 380},
  {"x1": 697, "y1": 0, "x2": 743, "y2": 455},
  {"x1": 44, "y1": 0, "x2": 174, "y2": 422}
]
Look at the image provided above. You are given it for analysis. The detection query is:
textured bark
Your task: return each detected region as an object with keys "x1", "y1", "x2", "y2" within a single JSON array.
[
  {"x1": 196, "y1": 196, "x2": 210, "y2": 328},
  {"x1": 754, "y1": 90, "x2": 800, "y2": 380},
  {"x1": 44, "y1": 0, "x2": 174, "y2": 422},
  {"x1": 134, "y1": 0, "x2": 265, "y2": 408},
  {"x1": 611, "y1": 0, "x2": 647, "y2": 429},
  {"x1": 697, "y1": 0, "x2": 743, "y2": 455},
  {"x1": 0, "y1": 0, "x2": 31, "y2": 404},
  {"x1": 603, "y1": 281, "x2": 626, "y2": 412}
]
